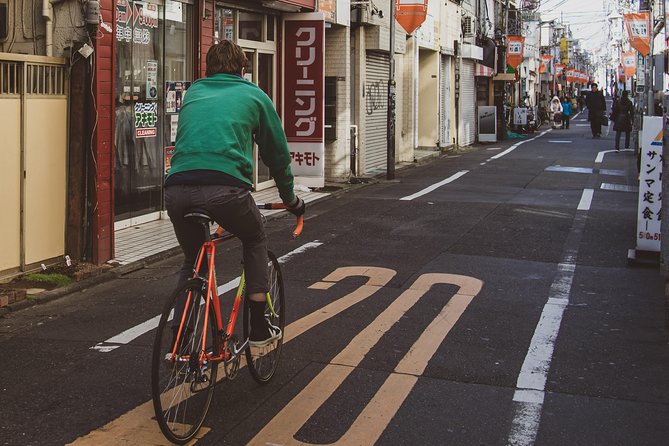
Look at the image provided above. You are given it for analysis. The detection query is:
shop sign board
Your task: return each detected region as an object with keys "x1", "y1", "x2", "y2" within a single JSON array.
[
  {"x1": 636, "y1": 116, "x2": 663, "y2": 252},
  {"x1": 115, "y1": 0, "x2": 158, "y2": 44},
  {"x1": 135, "y1": 102, "x2": 157, "y2": 138},
  {"x1": 283, "y1": 13, "x2": 325, "y2": 188}
]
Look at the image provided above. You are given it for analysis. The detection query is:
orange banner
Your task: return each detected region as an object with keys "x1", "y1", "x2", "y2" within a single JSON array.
[
  {"x1": 555, "y1": 63, "x2": 565, "y2": 77},
  {"x1": 506, "y1": 36, "x2": 525, "y2": 69},
  {"x1": 539, "y1": 54, "x2": 553, "y2": 74},
  {"x1": 622, "y1": 52, "x2": 637, "y2": 77},
  {"x1": 624, "y1": 12, "x2": 651, "y2": 57},
  {"x1": 395, "y1": 0, "x2": 428, "y2": 35}
]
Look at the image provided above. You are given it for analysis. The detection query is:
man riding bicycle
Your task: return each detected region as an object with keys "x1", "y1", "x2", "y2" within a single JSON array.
[{"x1": 164, "y1": 40, "x2": 305, "y2": 347}]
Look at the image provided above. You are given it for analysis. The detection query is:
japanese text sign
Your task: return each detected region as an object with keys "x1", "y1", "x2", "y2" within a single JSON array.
[
  {"x1": 395, "y1": 0, "x2": 428, "y2": 35},
  {"x1": 283, "y1": 13, "x2": 325, "y2": 188},
  {"x1": 624, "y1": 13, "x2": 650, "y2": 57},
  {"x1": 637, "y1": 116, "x2": 663, "y2": 252},
  {"x1": 506, "y1": 36, "x2": 525, "y2": 69},
  {"x1": 622, "y1": 52, "x2": 637, "y2": 77}
]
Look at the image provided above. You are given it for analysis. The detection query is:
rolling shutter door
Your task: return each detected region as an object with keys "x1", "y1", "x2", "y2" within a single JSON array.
[
  {"x1": 439, "y1": 55, "x2": 451, "y2": 147},
  {"x1": 458, "y1": 60, "x2": 476, "y2": 147},
  {"x1": 364, "y1": 52, "x2": 389, "y2": 174}
]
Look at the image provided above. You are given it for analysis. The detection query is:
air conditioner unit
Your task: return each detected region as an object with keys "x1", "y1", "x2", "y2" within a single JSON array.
[{"x1": 463, "y1": 16, "x2": 476, "y2": 39}]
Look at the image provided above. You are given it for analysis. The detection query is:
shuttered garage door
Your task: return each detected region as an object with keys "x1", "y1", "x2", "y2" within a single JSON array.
[
  {"x1": 458, "y1": 60, "x2": 476, "y2": 147},
  {"x1": 439, "y1": 55, "x2": 452, "y2": 147},
  {"x1": 364, "y1": 52, "x2": 390, "y2": 174}
]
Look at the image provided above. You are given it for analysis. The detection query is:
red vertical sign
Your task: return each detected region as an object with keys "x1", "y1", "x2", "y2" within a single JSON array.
[{"x1": 283, "y1": 13, "x2": 325, "y2": 187}]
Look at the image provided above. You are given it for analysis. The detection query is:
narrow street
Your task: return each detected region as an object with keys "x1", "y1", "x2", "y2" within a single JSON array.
[{"x1": 1, "y1": 114, "x2": 668, "y2": 446}]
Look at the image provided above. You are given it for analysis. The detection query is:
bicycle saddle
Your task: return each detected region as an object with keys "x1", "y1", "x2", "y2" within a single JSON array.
[{"x1": 183, "y1": 209, "x2": 213, "y2": 225}]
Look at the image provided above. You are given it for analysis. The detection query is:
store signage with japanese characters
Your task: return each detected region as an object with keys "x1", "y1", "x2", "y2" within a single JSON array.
[
  {"x1": 636, "y1": 116, "x2": 663, "y2": 252},
  {"x1": 135, "y1": 102, "x2": 157, "y2": 138},
  {"x1": 624, "y1": 12, "x2": 651, "y2": 57},
  {"x1": 116, "y1": 0, "x2": 158, "y2": 45},
  {"x1": 283, "y1": 13, "x2": 325, "y2": 188},
  {"x1": 506, "y1": 36, "x2": 525, "y2": 69}
]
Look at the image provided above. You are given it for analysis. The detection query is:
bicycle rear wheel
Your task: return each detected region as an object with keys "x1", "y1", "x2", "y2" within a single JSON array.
[
  {"x1": 151, "y1": 279, "x2": 219, "y2": 444},
  {"x1": 244, "y1": 251, "x2": 285, "y2": 384}
]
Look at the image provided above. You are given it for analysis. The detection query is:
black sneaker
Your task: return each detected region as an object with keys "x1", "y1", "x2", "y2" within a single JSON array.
[{"x1": 249, "y1": 318, "x2": 282, "y2": 347}]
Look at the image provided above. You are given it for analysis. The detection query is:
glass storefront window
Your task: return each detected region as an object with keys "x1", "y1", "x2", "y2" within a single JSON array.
[
  {"x1": 266, "y1": 16, "x2": 275, "y2": 41},
  {"x1": 114, "y1": 0, "x2": 194, "y2": 225},
  {"x1": 239, "y1": 12, "x2": 263, "y2": 42}
]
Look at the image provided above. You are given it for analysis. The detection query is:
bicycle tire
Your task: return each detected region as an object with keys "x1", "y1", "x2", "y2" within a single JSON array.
[
  {"x1": 151, "y1": 278, "x2": 219, "y2": 444},
  {"x1": 243, "y1": 250, "x2": 285, "y2": 384}
]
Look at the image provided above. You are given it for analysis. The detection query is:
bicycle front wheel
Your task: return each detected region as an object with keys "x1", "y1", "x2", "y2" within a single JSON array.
[
  {"x1": 244, "y1": 251, "x2": 286, "y2": 384},
  {"x1": 151, "y1": 279, "x2": 219, "y2": 444}
]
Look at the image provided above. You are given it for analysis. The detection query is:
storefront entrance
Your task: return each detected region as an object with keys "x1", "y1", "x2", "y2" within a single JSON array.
[
  {"x1": 217, "y1": 6, "x2": 278, "y2": 191},
  {"x1": 114, "y1": 0, "x2": 194, "y2": 228}
]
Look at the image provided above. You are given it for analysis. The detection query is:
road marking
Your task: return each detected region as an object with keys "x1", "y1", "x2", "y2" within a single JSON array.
[
  {"x1": 399, "y1": 170, "x2": 469, "y2": 201},
  {"x1": 70, "y1": 267, "x2": 396, "y2": 445},
  {"x1": 489, "y1": 128, "x2": 552, "y2": 161},
  {"x1": 402, "y1": 126, "x2": 556, "y2": 200},
  {"x1": 249, "y1": 273, "x2": 483, "y2": 446},
  {"x1": 600, "y1": 183, "x2": 638, "y2": 193},
  {"x1": 508, "y1": 185, "x2": 590, "y2": 444},
  {"x1": 545, "y1": 166, "x2": 592, "y2": 174},
  {"x1": 577, "y1": 189, "x2": 594, "y2": 210},
  {"x1": 90, "y1": 241, "x2": 323, "y2": 352},
  {"x1": 547, "y1": 140, "x2": 572, "y2": 143}
]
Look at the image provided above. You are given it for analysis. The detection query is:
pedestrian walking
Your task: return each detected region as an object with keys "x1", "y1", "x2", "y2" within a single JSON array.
[
  {"x1": 560, "y1": 96, "x2": 572, "y2": 129},
  {"x1": 550, "y1": 96, "x2": 563, "y2": 129},
  {"x1": 585, "y1": 83, "x2": 606, "y2": 138},
  {"x1": 611, "y1": 90, "x2": 634, "y2": 152}
]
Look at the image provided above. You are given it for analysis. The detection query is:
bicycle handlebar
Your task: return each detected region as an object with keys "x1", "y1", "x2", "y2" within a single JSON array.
[{"x1": 257, "y1": 203, "x2": 304, "y2": 237}]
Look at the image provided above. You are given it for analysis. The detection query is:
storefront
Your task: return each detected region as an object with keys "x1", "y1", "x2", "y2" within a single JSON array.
[{"x1": 114, "y1": 0, "x2": 196, "y2": 228}]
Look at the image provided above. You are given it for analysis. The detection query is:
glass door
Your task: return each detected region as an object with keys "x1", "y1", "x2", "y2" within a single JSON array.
[
  {"x1": 244, "y1": 49, "x2": 276, "y2": 190},
  {"x1": 115, "y1": 0, "x2": 165, "y2": 226},
  {"x1": 216, "y1": 8, "x2": 278, "y2": 192}
]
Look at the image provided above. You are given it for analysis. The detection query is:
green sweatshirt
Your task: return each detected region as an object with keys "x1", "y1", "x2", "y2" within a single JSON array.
[{"x1": 168, "y1": 73, "x2": 295, "y2": 203}]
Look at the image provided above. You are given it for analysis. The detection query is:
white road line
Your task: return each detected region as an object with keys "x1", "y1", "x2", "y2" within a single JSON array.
[
  {"x1": 547, "y1": 140, "x2": 572, "y2": 143},
  {"x1": 600, "y1": 183, "x2": 638, "y2": 193},
  {"x1": 489, "y1": 128, "x2": 552, "y2": 160},
  {"x1": 90, "y1": 241, "x2": 323, "y2": 352},
  {"x1": 399, "y1": 170, "x2": 469, "y2": 201},
  {"x1": 577, "y1": 189, "x2": 594, "y2": 210}
]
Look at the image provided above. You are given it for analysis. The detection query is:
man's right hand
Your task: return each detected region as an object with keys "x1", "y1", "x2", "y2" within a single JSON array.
[{"x1": 286, "y1": 196, "x2": 305, "y2": 217}]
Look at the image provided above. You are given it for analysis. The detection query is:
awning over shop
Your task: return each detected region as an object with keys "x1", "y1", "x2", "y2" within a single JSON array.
[{"x1": 475, "y1": 63, "x2": 494, "y2": 77}]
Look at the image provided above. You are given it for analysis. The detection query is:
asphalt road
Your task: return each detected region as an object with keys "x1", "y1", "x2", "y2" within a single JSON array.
[{"x1": 1, "y1": 114, "x2": 668, "y2": 446}]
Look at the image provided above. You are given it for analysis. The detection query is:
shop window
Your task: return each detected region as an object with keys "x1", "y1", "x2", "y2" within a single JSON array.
[
  {"x1": 266, "y1": 16, "x2": 275, "y2": 41},
  {"x1": 325, "y1": 76, "x2": 337, "y2": 142},
  {"x1": 239, "y1": 11, "x2": 263, "y2": 42}
]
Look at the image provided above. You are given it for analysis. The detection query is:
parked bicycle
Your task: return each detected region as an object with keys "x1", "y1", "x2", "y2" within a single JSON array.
[{"x1": 151, "y1": 203, "x2": 303, "y2": 444}]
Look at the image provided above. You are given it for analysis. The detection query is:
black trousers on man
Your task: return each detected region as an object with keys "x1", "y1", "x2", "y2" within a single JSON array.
[{"x1": 590, "y1": 114, "x2": 601, "y2": 137}]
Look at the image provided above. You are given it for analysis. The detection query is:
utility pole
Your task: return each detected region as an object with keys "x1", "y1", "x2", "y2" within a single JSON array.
[{"x1": 386, "y1": 0, "x2": 397, "y2": 180}]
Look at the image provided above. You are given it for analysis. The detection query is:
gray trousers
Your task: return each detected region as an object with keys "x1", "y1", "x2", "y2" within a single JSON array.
[{"x1": 165, "y1": 184, "x2": 268, "y2": 294}]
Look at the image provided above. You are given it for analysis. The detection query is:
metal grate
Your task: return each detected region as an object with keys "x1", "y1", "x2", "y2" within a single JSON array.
[
  {"x1": 0, "y1": 62, "x2": 22, "y2": 95},
  {"x1": 26, "y1": 63, "x2": 66, "y2": 95}
]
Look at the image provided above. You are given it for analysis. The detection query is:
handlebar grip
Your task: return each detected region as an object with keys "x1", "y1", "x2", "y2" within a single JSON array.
[
  {"x1": 293, "y1": 215, "x2": 304, "y2": 238},
  {"x1": 256, "y1": 202, "x2": 304, "y2": 237}
]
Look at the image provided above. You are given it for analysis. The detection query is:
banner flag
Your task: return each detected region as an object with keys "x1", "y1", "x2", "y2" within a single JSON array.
[
  {"x1": 539, "y1": 54, "x2": 553, "y2": 74},
  {"x1": 624, "y1": 12, "x2": 651, "y2": 57},
  {"x1": 622, "y1": 51, "x2": 637, "y2": 77},
  {"x1": 506, "y1": 36, "x2": 525, "y2": 69},
  {"x1": 555, "y1": 63, "x2": 565, "y2": 77}
]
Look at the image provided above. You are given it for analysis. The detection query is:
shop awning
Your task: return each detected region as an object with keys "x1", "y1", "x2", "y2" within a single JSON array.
[
  {"x1": 493, "y1": 73, "x2": 516, "y2": 82},
  {"x1": 475, "y1": 63, "x2": 494, "y2": 77}
]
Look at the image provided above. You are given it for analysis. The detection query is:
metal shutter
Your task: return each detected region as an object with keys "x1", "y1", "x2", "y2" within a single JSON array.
[
  {"x1": 458, "y1": 60, "x2": 476, "y2": 147},
  {"x1": 364, "y1": 52, "x2": 390, "y2": 175},
  {"x1": 439, "y1": 55, "x2": 452, "y2": 147}
]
